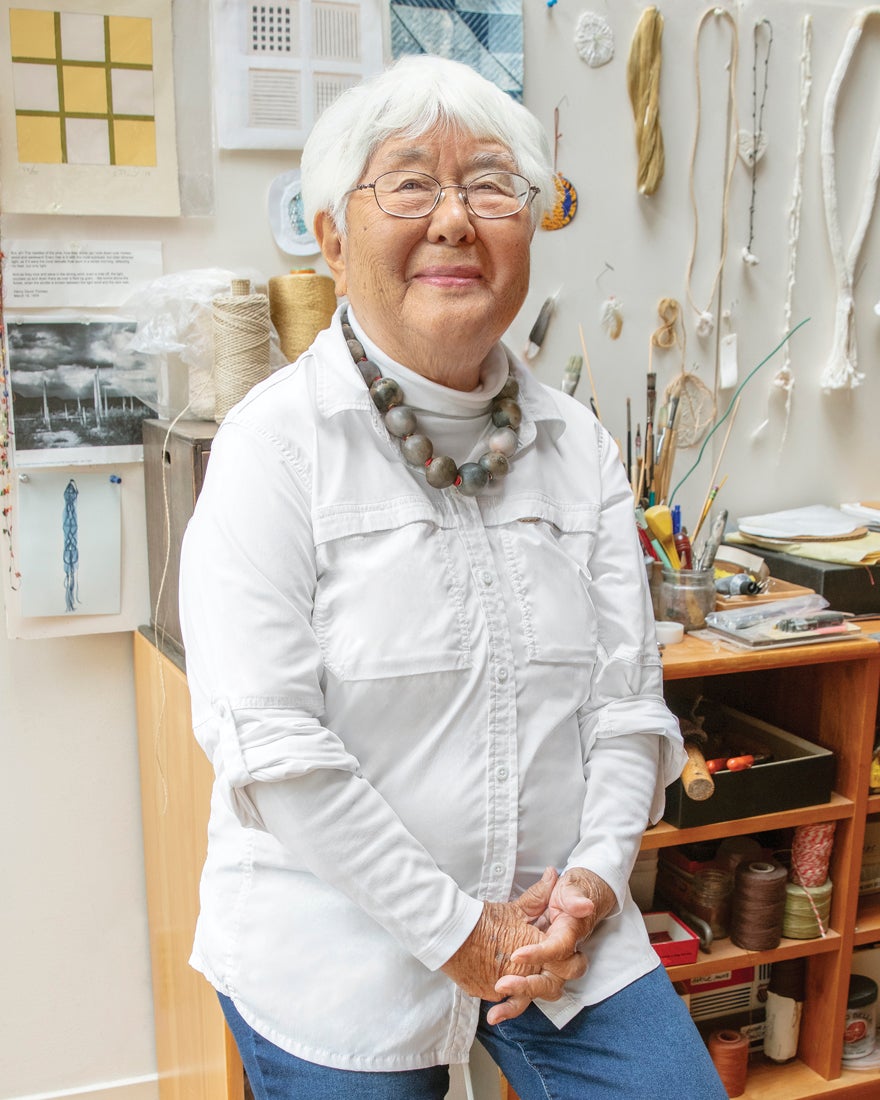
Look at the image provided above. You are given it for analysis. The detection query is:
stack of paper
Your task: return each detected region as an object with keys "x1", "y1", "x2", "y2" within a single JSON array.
[{"x1": 840, "y1": 502, "x2": 880, "y2": 530}]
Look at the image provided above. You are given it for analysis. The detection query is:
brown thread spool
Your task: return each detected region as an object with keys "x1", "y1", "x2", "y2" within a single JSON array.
[
  {"x1": 268, "y1": 269, "x2": 337, "y2": 362},
  {"x1": 708, "y1": 1028, "x2": 749, "y2": 1097},
  {"x1": 730, "y1": 860, "x2": 788, "y2": 951}
]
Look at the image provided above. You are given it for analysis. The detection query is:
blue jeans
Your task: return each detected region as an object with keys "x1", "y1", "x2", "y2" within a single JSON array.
[{"x1": 219, "y1": 967, "x2": 726, "y2": 1099}]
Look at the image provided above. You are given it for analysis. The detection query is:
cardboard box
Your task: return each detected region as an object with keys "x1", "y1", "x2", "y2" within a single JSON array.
[
  {"x1": 643, "y1": 911, "x2": 701, "y2": 966},
  {"x1": 664, "y1": 704, "x2": 835, "y2": 828}
]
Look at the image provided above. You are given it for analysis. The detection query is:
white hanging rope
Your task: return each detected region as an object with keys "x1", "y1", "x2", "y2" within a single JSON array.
[
  {"x1": 772, "y1": 12, "x2": 812, "y2": 450},
  {"x1": 685, "y1": 7, "x2": 739, "y2": 339},
  {"x1": 819, "y1": 8, "x2": 880, "y2": 392}
]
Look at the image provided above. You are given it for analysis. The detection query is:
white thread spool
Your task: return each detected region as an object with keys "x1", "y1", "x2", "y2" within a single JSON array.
[{"x1": 212, "y1": 278, "x2": 272, "y2": 423}]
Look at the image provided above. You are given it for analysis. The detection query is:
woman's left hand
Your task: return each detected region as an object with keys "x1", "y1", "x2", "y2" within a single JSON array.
[{"x1": 490, "y1": 868, "x2": 615, "y2": 1022}]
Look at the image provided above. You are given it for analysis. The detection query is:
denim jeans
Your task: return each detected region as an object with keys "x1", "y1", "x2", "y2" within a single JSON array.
[{"x1": 219, "y1": 966, "x2": 726, "y2": 1099}]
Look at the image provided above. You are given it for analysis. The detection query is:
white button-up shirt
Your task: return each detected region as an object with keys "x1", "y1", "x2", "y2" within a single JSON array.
[{"x1": 179, "y1": 306, "x2": 685, "y2": 1071}]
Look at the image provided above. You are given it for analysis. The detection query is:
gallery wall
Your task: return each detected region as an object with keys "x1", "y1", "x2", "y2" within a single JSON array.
[{"x1": 1, "y1": 1, "x2": 879, "y2": 1097}]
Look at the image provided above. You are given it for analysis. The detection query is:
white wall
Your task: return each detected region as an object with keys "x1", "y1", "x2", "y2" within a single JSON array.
[{"x1": 2, "y1": 2, "x2": 879, "y2": 1097}]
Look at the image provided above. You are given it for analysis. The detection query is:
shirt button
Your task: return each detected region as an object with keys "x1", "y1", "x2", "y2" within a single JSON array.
[
  {"x1": 496, "y1": 667, "x2": 509, "y2": 683},
  {"x1": 496, "y1": 766, "x2": 508, "y2": 781},
  {"x1": 492, "y1": 863, "x2": 504, "y2": 876},
  {"x1": 481, "y1": 570, "x2": 493, "y2": 586}
]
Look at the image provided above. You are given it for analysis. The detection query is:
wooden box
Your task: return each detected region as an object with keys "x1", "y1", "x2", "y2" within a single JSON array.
[
  {"x1": 143, "y1": 418, "x2": 218, "y2": 655},
  {"x1": 663, "y1": 704, "x2": 835, "y2": 829}
]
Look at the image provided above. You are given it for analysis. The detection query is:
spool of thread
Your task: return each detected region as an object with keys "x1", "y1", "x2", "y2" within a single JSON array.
[
  {"x1": 268, "y1": 269, "x2": 337, "y2": 362},
  {"x1": 730, "y1": 860, "x2": 788, "y2": 951},
  {"x1": 212, "y1": 278, "x2": 272, "y2": 422},
  {"x1": 764, "y1": 958, "x2": 806, "y2": 1063},
  {"x1": 708, "y1": 1028, "x2": 749, "y2": 1098},
  {"x1": 783, "y1": 878, "x2": 833, "y2": 939},
  {"x1": 790, "y1": 822, "x2": 836, "y2": 887}
]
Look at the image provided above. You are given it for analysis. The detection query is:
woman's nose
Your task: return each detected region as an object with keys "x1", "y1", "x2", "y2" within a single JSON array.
[{"x1": 426, "y1": 186, "x2": 477, "y2": 243}]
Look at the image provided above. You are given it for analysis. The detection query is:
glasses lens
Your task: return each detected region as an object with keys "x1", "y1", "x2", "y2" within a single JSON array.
[
  {"x1": 373, "y1": 172, "x2": 441, "y2": 217},
  {"x1": 465, "y1": 173, "x2": 530, "y2": 218}
]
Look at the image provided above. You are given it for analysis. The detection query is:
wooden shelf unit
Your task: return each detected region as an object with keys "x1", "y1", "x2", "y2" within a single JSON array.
[
  {"x1": 653, "y1": 625, "x2": 880, "y2": 1092},
  {"x1": 135, "y1": 624, "x2": 880, "y2": 1099}
]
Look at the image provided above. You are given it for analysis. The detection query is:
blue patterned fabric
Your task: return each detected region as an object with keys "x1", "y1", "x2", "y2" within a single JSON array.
[{"x1": 390, "y1": 0, "x2": 523, "y2": 100}]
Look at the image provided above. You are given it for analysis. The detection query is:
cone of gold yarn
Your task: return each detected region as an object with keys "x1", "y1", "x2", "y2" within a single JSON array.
[
  {"x1": 268, "y1": 269, "x2": 337, "y2": 362},
  {"x1": 212, "y1": 278, "x2": 272, "y2": 423}
]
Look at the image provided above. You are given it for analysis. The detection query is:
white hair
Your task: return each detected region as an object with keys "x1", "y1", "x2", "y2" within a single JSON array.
[{"x1": 300, "y1": 55, "x2": 554, "y2": 234}]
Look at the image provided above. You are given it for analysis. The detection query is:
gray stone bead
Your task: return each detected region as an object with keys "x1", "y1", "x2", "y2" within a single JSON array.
[
  {"x1": 456, "y1": 462, "x2": 489, "y2": 496},
  {"x1": 370, "y1": 376, "x2": 403, "y2": 413},
  {"x1": 385, "y1": 405, "x2": 418, "y2": 438},
  {"x1": 498, "y1": 374, "x2": 519, "y2": 400},
  {"x1": 488, "y1": 426, "x2": 518, "y2": 456},
  {"x1": 341, "y1": 322, "x2": 356, "y2": 340},
  {"x1": 491, "y1": 397, "x2": 522, "y2": 431},
  {"x1": 479, "y1": 451, "x2": 510, "y2": 479},
  {"x1": 425, "y1": 455, "x2": 458, "y2": 489},
  {"x1": 358, "y1": 359, "x2": 382, "y2": 386},
  {"x1": 402, "y1": 433, "x2": 433, "y2": 466},
  {"x1": 346, "y1": 337, "x2": 366, "y2": 362}
]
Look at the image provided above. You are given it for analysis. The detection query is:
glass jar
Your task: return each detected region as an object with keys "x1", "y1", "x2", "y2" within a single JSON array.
[
  {"x1": 689, "y1": 868, "x2": 734, "y2": 938},
  {"x1": 658, "y1": 567, "x2": 716, "y2": 631}
]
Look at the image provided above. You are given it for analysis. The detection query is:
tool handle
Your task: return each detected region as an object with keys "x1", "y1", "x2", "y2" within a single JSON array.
[{"x1": 682, "y1": 740, "x2": 715, "y2": 801}]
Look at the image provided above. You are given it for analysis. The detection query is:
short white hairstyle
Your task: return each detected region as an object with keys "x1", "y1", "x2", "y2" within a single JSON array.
[{"x1": 300, "y1": 55, "x2": 554, "y2": 234}]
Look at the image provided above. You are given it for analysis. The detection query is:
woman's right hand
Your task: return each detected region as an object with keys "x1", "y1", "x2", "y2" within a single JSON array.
[{"x1": 440, "y1": 868, "x2": 588, "y2": 1023}]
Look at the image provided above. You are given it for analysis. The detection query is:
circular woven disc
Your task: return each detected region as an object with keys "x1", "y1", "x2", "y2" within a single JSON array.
[
  {"x1": 541, "y1": 174, "x2": 578, "y2": 231},
  {"x1": 575, "y1": 12, "x2": 614, "y2": 67}
]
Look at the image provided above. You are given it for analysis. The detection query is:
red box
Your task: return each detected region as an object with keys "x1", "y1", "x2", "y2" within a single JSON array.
[{"x1": 644, "y1": 911, "x2": 701, "y2": 966}]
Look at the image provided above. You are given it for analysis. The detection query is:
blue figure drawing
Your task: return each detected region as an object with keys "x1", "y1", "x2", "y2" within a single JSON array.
[{"x1": 63, "y1": 478, "x2": 80, "y2": 612}]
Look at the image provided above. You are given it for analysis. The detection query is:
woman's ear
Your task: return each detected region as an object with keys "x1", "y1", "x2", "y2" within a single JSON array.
[{"x1": 314, "y1": 212, "x2": 347, "y2": 296}]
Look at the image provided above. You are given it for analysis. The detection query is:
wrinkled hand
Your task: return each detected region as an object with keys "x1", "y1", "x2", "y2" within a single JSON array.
[
  {"x1": 493, "y1": 868, "x2": 616, "y2": 1019},
  {"x1": 441, "y1": 868, "x2": 589, "y2": 1025}
]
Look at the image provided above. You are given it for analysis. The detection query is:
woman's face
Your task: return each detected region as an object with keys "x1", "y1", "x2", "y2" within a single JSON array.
[{"x1": 316, "y1": 125, "x2": 535, "y2": 388}]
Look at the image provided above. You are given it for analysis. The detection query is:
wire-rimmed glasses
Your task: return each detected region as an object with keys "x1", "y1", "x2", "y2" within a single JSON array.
[{"x1": 350, "y1": 171, "x2": 539, "y2": 219}]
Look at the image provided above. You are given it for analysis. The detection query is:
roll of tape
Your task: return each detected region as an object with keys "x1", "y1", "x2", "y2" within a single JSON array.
[{"x1": 655, "y1": 620, "x2": 685, "y2": 645}]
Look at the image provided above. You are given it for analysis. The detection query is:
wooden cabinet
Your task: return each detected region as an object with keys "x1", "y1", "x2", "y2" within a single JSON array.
[
  {"x1": 652, "y1": 624, "x2": 880, "y2": 1098},
  {"x1": 135, "y1": 624, "x2": 880, "y2": 1100}
]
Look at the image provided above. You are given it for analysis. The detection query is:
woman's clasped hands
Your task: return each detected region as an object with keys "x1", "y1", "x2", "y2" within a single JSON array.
[{"x1": 441, "y1": 866, "x2": 616, "y2": 1024}]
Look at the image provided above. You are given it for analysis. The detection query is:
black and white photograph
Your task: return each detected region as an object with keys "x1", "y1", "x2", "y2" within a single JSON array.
[{"x1": 5, "y1": 317, "x2": 158, "y2": 465}]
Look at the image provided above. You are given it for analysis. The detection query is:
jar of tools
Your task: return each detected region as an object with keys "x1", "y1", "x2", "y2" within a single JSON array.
[{"x1": 658, "y1": 567, "x2": 716, "y2": 631}]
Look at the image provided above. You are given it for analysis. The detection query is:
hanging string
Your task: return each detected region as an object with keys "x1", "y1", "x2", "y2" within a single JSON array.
[
  {"x1": 62, "y1": 478, "x2": 80, "y2": 612},
  {"x1": 685, "y1": 7, "x2": 739, "y2": 338},
  {"x1": 626, "y1": 6, "x2": 665, "y2": 196},
  {"x1": 708, "y1": 1029, "x2": 749, "y2": 1098},
  {"x1": 730, "y1": 860, "x2": 788, "y2": 951},
  {"x1": 773, "y1": 14, "x2": 812, "y2": 438},
  {"x1": 743, "y1": 19, "x2": 773, "y2": 265},
  {"x1": 668, "y1": 317, "x2": 809, "y2": 504},
  {"x1": 819, "y1": 8, "x2": 880, "y2": 392}
]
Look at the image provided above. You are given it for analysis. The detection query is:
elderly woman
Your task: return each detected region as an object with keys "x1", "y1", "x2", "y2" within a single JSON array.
[{"x1": 179, "y1": 55, "x2": 725, "y2": 1100}]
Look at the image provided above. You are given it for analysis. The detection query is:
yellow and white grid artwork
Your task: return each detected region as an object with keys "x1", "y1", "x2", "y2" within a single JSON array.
[{"x1": 10, "y1": 7, "x2": 156, "y2": 165}]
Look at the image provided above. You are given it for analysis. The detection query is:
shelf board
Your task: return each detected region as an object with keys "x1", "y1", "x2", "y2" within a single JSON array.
[
  {"x1": 664, "y1": 929, "x2": 840, "y2": 982},
  {"x1": 641, "y1": 791, "x2": 854, "y2": 851},
  {"x1": 739, "y1": 1057, "x2": 880, "y2": 1099},
  {"x1": 855, "y1": 892, "x2": 880, "y2": 946}
]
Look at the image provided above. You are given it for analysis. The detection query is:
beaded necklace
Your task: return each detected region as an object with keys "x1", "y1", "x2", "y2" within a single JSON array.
[{"x1": 341, "y1": 314, "x2": 522, "y2": 496}]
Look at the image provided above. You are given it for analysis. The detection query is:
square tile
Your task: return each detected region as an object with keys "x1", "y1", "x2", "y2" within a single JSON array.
[
  {"x1": 63, "y1": 65, "x2": 108, "y2": 113},
  {"x1": 111, "y1": 68, "x2": 154, "y2": 115},
  {"x1": 12, "y1": 61, "x2": 59, "y2": 111},
  {"x1": 107, "y1": 16, "x2": 153, "y2": 65},
  {"x1": 9, "y1": 8, "x2": 57, "y2": 59},
  {"x1": 113, "y1": 118, "x2": 156, "y2": 165},
  {"x1": 66, "y1": 116, "x2": 111, "y2": 164},
  {"x1": 16, "y1": 114, "x2": 63, "y2": 162},
  {"x1": 60, "y1": 12, "x2": 106, "y2": 62}
]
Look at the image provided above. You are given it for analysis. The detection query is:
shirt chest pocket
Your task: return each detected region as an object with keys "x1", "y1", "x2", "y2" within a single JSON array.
[
  {"x1": 498, "y1": 506, "x2": 600, "y2": 666},
  {"x1": 312, "y1": 508, "x2": 473, "y2": 681}
]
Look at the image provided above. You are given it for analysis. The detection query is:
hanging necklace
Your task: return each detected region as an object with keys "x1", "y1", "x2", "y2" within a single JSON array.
[
  {"x1": 740, "y1": 19, "x2": 773, "y2": 266},
  {"x1": 341, "y1": 314, "x2": 521, "y2": 495},
  {"x1": 819, "y1": 8, "x2": 880, "y2": 393},
  {"x1": 685, "y1": 7, "x2": 739, "y2": 338}
]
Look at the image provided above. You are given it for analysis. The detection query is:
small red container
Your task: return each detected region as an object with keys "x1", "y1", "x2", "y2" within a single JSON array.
[{"x1": 644, "y1": 911, "x2": 701, "y2": 966}]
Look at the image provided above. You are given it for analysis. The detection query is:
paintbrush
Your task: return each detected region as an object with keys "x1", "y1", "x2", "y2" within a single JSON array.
[
  {"x1": 523, "y1": 291, "x2": 559, "y2": 360},
  {"x1": 561, "y1": 355, "x2": 583, "y2": 396}
]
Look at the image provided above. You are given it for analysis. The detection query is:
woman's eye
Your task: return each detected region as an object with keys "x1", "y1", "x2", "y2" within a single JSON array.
[{"x1": 396, "y1": 176, "x2": 433, "y2": 192}]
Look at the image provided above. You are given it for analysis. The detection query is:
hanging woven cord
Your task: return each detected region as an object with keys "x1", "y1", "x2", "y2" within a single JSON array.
[
  {"x1": 819, "y1": 8, "x2": 880, "y2": 392},
  {"x1": 685, "y1": 8, "x2": 739, "y2": 338}
]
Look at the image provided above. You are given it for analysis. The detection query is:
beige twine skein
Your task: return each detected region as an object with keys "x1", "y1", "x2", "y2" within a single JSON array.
[
  {"x1": 268, "y1": 270, "x2": 337, "y2": 363},
  {"x1": 212, "y1": 278, "x2": 272, "y2": 423}
]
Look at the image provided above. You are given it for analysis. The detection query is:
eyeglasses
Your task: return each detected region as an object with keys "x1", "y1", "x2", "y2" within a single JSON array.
[{"x1": 350, "y1": 170, "x2": 540, "y2": 220}]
